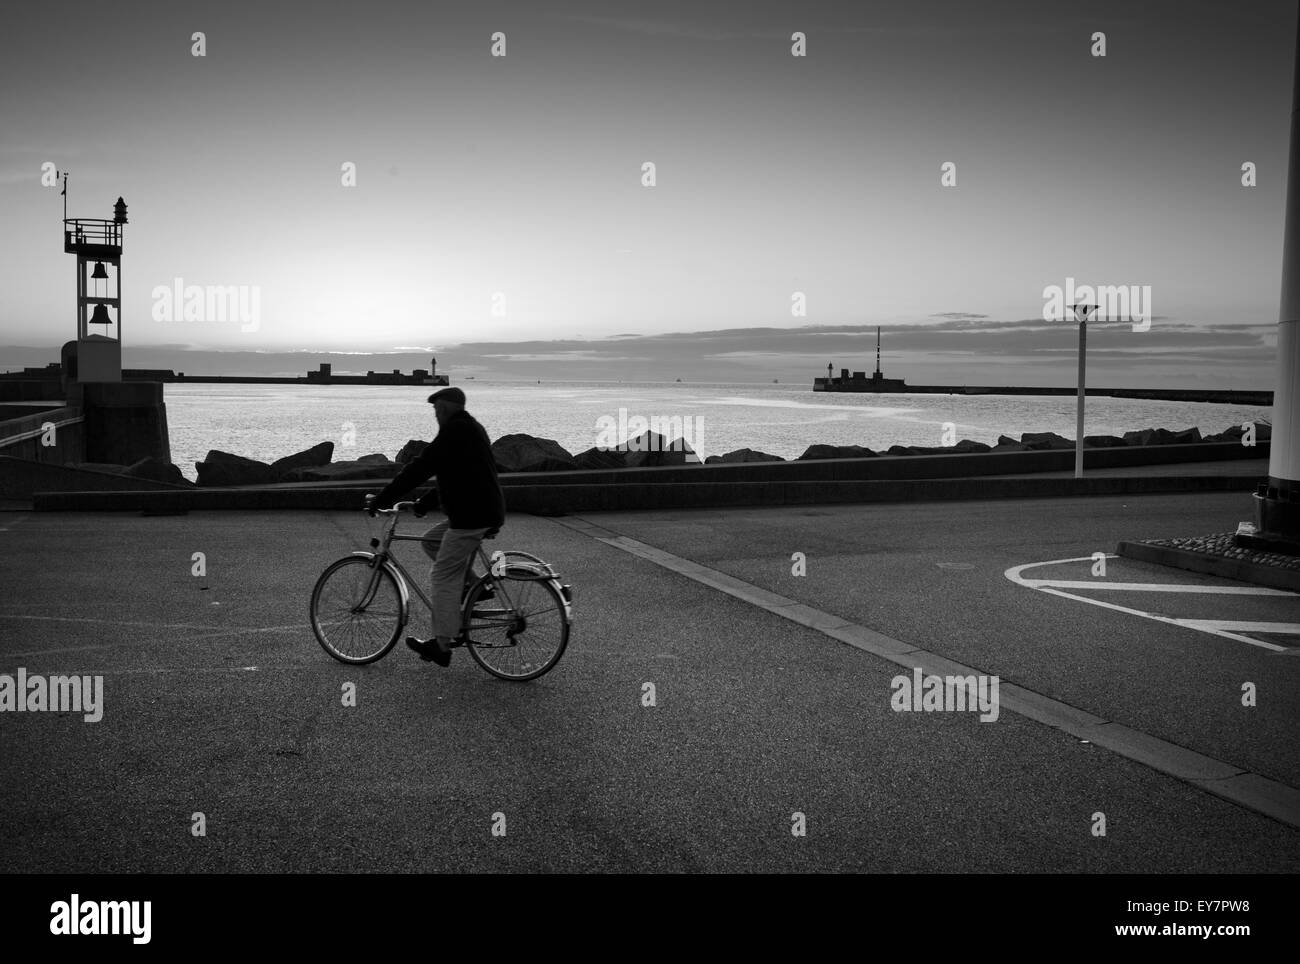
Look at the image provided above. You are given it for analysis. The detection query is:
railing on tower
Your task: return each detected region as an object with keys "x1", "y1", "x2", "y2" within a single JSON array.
[{"x1": 64, "y1": 218, "x2": 123, "y2": 255}]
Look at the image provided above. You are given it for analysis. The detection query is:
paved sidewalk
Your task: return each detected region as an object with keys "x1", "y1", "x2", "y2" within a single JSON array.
[{"x1": 0, "y1": 491, "x2": 1296, "y2": 872}]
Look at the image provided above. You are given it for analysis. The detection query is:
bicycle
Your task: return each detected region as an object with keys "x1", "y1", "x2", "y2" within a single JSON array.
[{"x1": 309, "y1": 498, "x2": 572, "y2": 681}]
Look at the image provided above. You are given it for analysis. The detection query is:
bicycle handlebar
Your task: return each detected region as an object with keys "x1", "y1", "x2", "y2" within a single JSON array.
[{"x1": 363, "y1": 494, "x2": 421, "y2": 516}]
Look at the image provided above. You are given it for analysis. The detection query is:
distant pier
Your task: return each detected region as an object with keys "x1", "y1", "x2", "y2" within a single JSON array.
[
  {"x1": 816, "y1": 328, "x2": 1272, "y2": 406},
  {"x1": 107, "y1": 360, "x2": 449, "y2": 387},
  {"x1": 812, "y1": 377, "x2": 1271, "y2": 407}
]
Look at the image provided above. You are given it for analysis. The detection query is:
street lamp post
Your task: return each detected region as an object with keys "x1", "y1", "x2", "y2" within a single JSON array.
[{"x1": 1069, "y1": 303, "x2": 1098, "y2": 479}]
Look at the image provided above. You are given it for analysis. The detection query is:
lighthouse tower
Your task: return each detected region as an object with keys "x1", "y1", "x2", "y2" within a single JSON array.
[
  {"x1": 57, "y1": 187, "x2": 169, "y2": 465},
  {"x1": 63, "y1": 192, "x2": 127, "y2": 382}
]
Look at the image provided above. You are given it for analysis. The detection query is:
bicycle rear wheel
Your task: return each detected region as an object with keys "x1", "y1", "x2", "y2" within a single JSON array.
[
  {"x1": 462, "y1": 569, "x2": 569, "y2": 681},
  {"x1": 310, "y1": 556, "x2": 406, "y2": 664}
]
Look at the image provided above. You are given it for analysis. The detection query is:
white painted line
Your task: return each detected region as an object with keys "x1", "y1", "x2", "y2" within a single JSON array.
[
  {"x1": 1037, "y1": 585, "x2": 1288, "y2": 652},
  {"x1": 17, "y1": 664, "x2": 309, "y2": 677},
  {"x1": 1177, "y1": 620, "x2": 1300, "y2": 634},
  {"x1": 3, "y1": 645, "x2": 111, "y2": 658},
  {"x1": 0, "y1": 614, "x2": 227, "y2": 631},
  {"x1": 1007, "y1": 557, "x2": 1292, "y2": 652},
  {"x1": 186, "y1": 624, "x2": 307, "y2": 642},
  {"x1": 1021, "y1": 580, "x2": 1294, "y2": 595}
]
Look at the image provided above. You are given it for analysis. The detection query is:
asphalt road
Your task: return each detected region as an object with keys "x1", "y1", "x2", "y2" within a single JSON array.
[{"x1": 0, "y1": 492, "x2": 1296, "y2": 872}]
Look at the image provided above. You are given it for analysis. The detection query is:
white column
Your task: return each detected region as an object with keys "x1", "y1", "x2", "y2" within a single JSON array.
[{"x1": 1270, "y1": 12, "x2": 1300, "y2": 492}]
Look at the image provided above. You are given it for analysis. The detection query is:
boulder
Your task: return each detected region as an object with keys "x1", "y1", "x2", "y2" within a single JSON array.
[
  {"x1": 1020, "y1": 432, "x2": 1074, "y2": 450},
  {"x1": 1123, "y1": 429, "x2": 1158, "y2": 446},
  {"x1": 491, "y1": 434, "x2": 576, "y2": 473},
  {"x1": 891, "y1": 440, "x2": 993, "y2": 456},
  {"x1": 666, "y1": 438, "x2": 703, "y2": 464},
  {"x1": 124, "y1": 457, "x2": 189, "y2": 486},
  {"x1": 996, "y1": 435, "x2": 1021, "y2": 447},
  {"x1": 270, "y1": 442, "x2": 333, "y2": 478},
  {"x1": 992, "y1": 436, "x2": 1028, "y2": 452},
  {"x1": 1204, "y1": 423, "x2": 1270, "y2": 443},
  {"x1": 622, "y1": 432, "x2": 693, "y2": 468},
  {"x1": 573, "y1": 447, "x2": 627, "y2": 470},
  {"x1": 1083, "y1": 435, "x2": 1126, "y2": 448},
  {"x1": 395, "y1": 439, "x2": 429, "y2": 464},
  {"x1": 797, "y1": 444, "x2": 878, "y2": 460},
  {"x1": 356, "y1": 453, "x2": 390, "y2": 463},
  {"x1": 196, "y1": 450, "x2": 276, "y2": 487},
  {"x1": 1123, "y1": 426, "x2": 1202, "y2": 447},
  {"x1": 280, "y1": 461, "x2": 402, "y2": 482},
  {"x1": 710, "y1": 448, "x2": 783, "y2": 464},
  {"x1": 69, "y1": 462, "x2": 128, "y2": 475}
]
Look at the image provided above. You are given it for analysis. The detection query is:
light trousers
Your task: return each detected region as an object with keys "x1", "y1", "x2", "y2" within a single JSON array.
[{"x1": 420, "y1": 519, "x2": 491, "y2": 638}]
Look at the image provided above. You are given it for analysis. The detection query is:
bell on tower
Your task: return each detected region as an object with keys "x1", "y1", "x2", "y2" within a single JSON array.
[{"x1": 63, "y1": 180, "x2": 126, "y2": 382}]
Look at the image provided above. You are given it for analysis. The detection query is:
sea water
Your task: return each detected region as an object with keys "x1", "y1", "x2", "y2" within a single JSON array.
[{"x1": 163, "y1": 380, "x2": 1271, "y2": 481}]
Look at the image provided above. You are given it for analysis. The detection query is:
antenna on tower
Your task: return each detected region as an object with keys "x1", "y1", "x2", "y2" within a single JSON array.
[{"x1": 875, "y1": 326, "x2": 882, "y2": 376}]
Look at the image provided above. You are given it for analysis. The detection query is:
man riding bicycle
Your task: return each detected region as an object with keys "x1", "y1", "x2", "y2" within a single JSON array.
[{"x1": 368, "y1": 386, "x2": 506, "y2": 667}]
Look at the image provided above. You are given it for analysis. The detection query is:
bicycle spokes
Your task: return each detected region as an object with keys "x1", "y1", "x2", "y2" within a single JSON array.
[{"x1": 462, "y1": 573, "x2": 568, "y2": 679}]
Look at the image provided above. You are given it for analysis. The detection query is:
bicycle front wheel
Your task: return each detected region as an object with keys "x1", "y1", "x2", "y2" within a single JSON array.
[
  {"x1": 310, "y1": 556, "x2": 406, "y2": 664},
  {"x1": 463, "y1": 570, "x2": 569, "y2": 681}
]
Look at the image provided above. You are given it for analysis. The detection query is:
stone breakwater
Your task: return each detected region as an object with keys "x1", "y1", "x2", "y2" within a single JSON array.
[{"x1": 55, "y1": 422, "x2": 1270, "y2": 488}]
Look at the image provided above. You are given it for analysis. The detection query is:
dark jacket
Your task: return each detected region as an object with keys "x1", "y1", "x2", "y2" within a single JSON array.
[{"x1": 373, "y1": 410, "x2": 506, "y2": 529}]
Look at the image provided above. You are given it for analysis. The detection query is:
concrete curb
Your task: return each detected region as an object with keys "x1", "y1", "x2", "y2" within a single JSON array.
[
  {"x1": 1117, "y1": 540, "x2": 1300, "y2": 593},
  {"x1": 32, "y1": 471, "x2": 1264, "y2": 513},
  {"x1": 556, "y1": 516, "x2": 1300, "y2": 830}
]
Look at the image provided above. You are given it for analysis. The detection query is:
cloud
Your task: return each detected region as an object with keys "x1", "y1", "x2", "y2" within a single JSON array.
[
  {"x1": 480, "y1": 350, "x2": 646, "y2": 362},
  {"x1": 556, "y1": 14, "x2": 786, "y2": 42},
  {"x1": 5, "y1": 314, "x2": 1276, "y2": 388}
]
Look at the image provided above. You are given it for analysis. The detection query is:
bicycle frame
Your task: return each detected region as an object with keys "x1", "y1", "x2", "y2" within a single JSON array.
[{"x1": 353, "y1": 506, "x2": 566, "y2": 633}]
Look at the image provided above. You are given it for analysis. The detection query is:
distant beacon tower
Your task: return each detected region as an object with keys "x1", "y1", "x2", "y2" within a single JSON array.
[{"x1": 64, "y1": 195, "x2": 127, "y2": 382}]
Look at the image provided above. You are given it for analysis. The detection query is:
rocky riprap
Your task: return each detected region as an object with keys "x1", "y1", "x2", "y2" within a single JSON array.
[
  {"x1": 170, "y1": 420, "x2": 1270, "y2": 486},
  {"x1": 1138, "y1": 532, "x2": 1300, "y2": 571}
]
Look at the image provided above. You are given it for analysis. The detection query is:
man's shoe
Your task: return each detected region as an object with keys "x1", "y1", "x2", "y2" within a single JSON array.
[{"x1": 406, "y1": 636, "x2": 451, "y2": 667}]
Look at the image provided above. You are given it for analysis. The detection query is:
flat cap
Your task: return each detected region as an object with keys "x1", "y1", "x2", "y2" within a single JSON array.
[{"x1": 428, "y1": 386, "x2": 466, "y2": 405}]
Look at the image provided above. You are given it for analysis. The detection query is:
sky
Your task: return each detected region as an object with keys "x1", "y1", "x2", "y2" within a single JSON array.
[{"x1": 0, "y1": 0, "x2": 1295, "y2": 387}]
